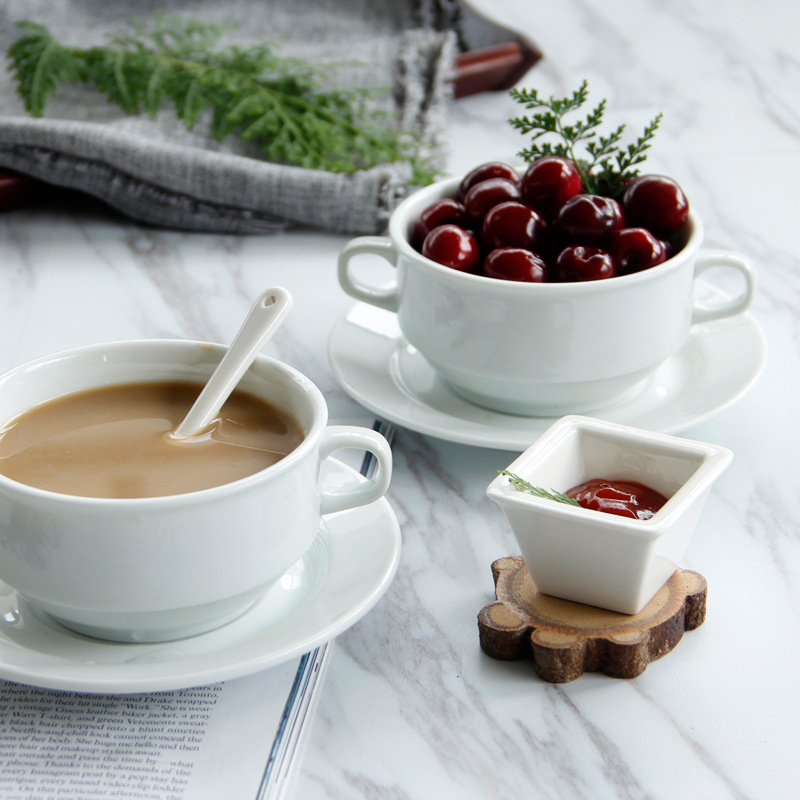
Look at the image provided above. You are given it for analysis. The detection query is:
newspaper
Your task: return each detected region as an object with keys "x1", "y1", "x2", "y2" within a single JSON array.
[{"x1": 0, "y1": 643, "x2": 332, "y2": 800}]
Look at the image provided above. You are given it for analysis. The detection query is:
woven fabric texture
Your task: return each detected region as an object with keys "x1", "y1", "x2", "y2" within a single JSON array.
[{"x1": 0, "y1": 0, "x2": 461, "y2": 233}]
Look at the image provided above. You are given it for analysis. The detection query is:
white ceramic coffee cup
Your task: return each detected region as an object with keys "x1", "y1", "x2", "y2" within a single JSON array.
[
  {"x1": 0, "y1": 340, "x2": 392, "y2": 643},
  {"x1": 338, "y1": 176, "x2": 756, "y2": 415}
]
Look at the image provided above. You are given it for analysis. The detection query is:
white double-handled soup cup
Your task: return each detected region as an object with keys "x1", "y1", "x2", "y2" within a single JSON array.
[
  {"x1": 339, "y1": 176, "x2": 756, "y2": 416},
  {"x1": 487, "y1": 415, "x2": 731, "y2": 614},
  {"x1": 0, "y1": 340, "x2": 392, "y2": 642}
]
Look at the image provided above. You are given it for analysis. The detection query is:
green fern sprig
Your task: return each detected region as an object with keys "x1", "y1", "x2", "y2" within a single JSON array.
[
  {"x1": 7, "y1": 15, "x2": 437, "y2": 181},
  {"x1": 509, "y1": 80, "x2": 661, "y2": 196},
  {"x1": 6, "y1": 22, "x2": 83, "y2": 116},
  {"x1": 498, "y1": 470, "x2": 581, "y2": 507},
  {"x1": 594, "y1": 113, "x2": 662, "y2": 196}
]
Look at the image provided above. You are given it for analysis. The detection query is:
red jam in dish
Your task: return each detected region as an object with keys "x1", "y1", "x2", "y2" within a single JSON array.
[{"x1": 566, "y1": 478, "x2": 668, "y2": 520}]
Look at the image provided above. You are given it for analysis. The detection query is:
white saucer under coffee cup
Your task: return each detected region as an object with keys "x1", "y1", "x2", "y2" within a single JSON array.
[
  {"x1": 0, "y1": 340, "x2": 393, "y2": 643},
  {"x1": 338, "y1": 176, "x2": 756, "y2": 416}
]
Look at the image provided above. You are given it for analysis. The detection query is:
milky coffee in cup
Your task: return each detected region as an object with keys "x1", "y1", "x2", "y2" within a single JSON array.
[
  {"x1": 0, "y1": 339, "x2": 393, "y2": 642},
  {"x1": 0, "y1": 380, "x2": 304, "y2": 498}
]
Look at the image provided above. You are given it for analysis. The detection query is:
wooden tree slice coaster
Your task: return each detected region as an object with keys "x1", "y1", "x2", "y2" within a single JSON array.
[{"x1": 478, "y1": 556, "x2": 707, "y2": 683}]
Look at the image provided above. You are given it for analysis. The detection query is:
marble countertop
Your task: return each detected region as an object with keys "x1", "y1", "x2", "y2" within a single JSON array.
[{"x1": 1, "y1": 1, "x2": 798, "y2": 798}]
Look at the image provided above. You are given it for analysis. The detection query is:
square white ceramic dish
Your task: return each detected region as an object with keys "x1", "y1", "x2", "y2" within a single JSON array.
[{"x1": 486, "y1": 416, "x2": 732, "y2": 614}]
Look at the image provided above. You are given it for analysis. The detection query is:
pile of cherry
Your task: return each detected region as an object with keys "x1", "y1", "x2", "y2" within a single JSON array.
[{"x1": 412, "y1": 156, "x2": 690, "y2": 282}]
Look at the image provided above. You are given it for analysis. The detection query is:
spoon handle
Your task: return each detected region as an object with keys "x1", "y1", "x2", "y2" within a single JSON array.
[{"x1": 173, "y1": 288, "x2": 293, "y2": 439}]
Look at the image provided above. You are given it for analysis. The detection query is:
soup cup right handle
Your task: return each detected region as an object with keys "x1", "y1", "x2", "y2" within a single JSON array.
[
  {"x1": 318, "y1": 426, "x2": 393, "y2": 515},
  {"x1": 691, "y1": 250, "x2": 756, "y2": 325},
  {"x1": 337, "y1": 237, "x2": 400, "y2": 312}
]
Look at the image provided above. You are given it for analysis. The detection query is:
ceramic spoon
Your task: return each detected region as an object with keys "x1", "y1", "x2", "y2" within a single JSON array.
[{"x1": 171, "y1": 287, "x2": 293, "y2": 439}]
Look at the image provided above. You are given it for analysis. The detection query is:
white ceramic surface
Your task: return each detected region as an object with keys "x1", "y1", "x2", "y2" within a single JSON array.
[
  {"x1": 338, "y1": 177, "x2": 755, "y2": 415},
  {"x1": 0, "y1": 458, "x2": 401, "y2": 693},
  {"x1": 487, "y1": 416, "x2": 732, "y2": 613},
  {"x1": 328, "y1": 286, "x2": 766, "y2": 450},
  {"x1": 173, "y1": 286, "x2": 293, "y2": 438},
  {"x1": 0, "y1": 340, "x2": 392, "y2": 643}
]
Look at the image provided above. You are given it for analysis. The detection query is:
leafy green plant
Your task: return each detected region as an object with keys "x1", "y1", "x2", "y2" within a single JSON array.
[
  {"x1": 508, "y1": 80, "x2": 661, "y2": 197},
  {"x1": 7, "y1": 15, "x2": 436, "y2": 181},
  {"x1": 498, "y1": 470, "x2": 581, "y2": 507}
]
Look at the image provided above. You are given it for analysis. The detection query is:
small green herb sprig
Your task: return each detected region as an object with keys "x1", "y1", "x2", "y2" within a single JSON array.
[
  {"x1": 508, "y1": 80, "x2": 661, "y2": 197},
  {"x1": 7, "y1": 15, "x2": 436, "y2": 181},
  {"x1": 498, "y1": 470, "x2": 580, "y2": 507}
]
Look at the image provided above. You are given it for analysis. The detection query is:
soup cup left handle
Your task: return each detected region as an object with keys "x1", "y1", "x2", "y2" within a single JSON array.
[
  {"x1": 318, "y1": 426, "x2": 393, "y2": 515},
  {"x1": 337, "y1": 237, "x2": 400, "y2": 312}
]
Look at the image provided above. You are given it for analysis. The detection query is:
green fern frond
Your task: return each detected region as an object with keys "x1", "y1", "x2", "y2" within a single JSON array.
[
  {"x1": 7, "y1": 22, "x2": 83, "y2": 115},
  {"x1": 509, "y1": 80, "x2": 662, "y2": 196},
  {"x1": 6, "y1": 15, "x2": 437, "y2": 181}
]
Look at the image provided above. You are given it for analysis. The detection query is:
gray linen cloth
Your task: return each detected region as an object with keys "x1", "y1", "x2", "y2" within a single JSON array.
[{"x1": 0, "y1": 0, "x2": 464, "y2": 234}]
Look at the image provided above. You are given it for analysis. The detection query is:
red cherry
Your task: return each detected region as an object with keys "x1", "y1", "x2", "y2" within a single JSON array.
[
  {"x1": 520, "y1": 156, "x2": 583, "y2": 220},
  {"x1": 553, "y1": 194, "x2": 624, "y2": 247},
  {"x1": 463, "y1": 178, "x2": 521, "y2": 224},
  {"x1": 555, "y1": 246, "x2": 616, "y2": 282},
  {"x1": 458, "y1": 162, "x2": 520, "y2": 201},
  {"x1": 609, "y1": 227, "x2": 667, "y2": 275},
  {"x1": 481, "y1": 201, "x2": 547, "y2": 253},
  {"x1": 566, "y1": 478, "x2": 667, "y2": 520},
  {"x1": 622, "y1": 174, "x2": 689, "y2": 237},
  {"x1": 413, "y1": 198, "x2": 468, "y2": 249},
  {"x1": 422, "y1": 224, "x2": 480, "y2": 272},
  {"x1": 482, "y1": 248, "x2": 547, "y2": 283}
]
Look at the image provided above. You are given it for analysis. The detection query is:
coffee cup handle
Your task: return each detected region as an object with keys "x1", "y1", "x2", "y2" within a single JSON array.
[
  {"x1": 337, "y1": 237, "x2": 400, "y2": 312},
  {"x1": 318, "y1": 426, "x2": 393, "y2": 515},
  {"x1": 692, "y1": 250, "x2": 756, "y2": 325}
]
